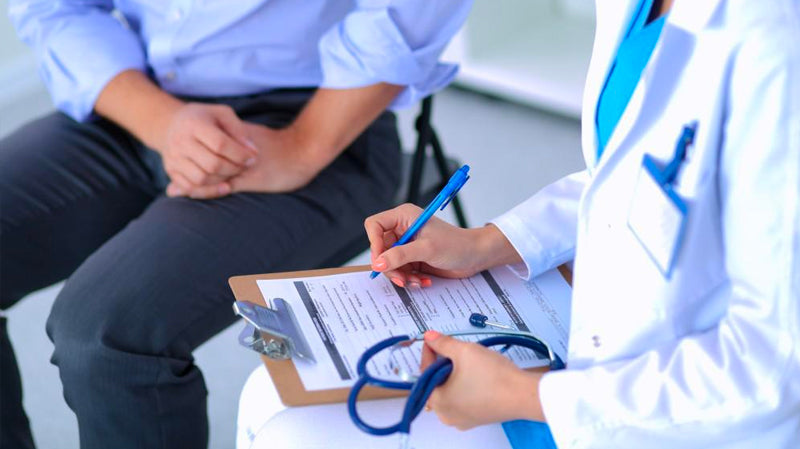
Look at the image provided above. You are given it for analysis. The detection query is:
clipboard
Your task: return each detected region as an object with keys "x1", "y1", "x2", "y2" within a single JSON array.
[
  {"x1": 229, "y1": 265, "x2": 407, "y2": 406},
  {"x1": 229, "y1": 264, "x2": 573, "y2": 407}
]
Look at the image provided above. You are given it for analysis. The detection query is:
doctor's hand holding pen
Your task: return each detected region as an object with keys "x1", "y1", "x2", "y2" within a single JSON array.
[
  {"x1": 364, "y1": 203, "x2": 548, "y2": 429},
  {"x1": 364, "y1": 203, "x2": 522, "y2": 288}
]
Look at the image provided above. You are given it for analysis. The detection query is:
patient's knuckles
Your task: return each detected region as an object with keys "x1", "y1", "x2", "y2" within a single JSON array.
[
  {"x1": 213, "y1": 104, "x2": 234, "y2": 117},
  {"x1": 207, "y1": 158, "x2": 225, "y2": 173},
  {"x1": 195, "y1": 172, "x2": 212, "y2": 185}
]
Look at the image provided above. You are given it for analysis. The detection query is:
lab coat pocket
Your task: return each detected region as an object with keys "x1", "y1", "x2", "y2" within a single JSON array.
[{"x1": 651, "y1": 172, "x2": 728, "y2": 335}]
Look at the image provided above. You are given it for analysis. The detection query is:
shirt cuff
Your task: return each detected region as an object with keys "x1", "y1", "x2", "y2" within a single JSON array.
[
  {"x1": 42, "y1": 22, "x2": 146, "y2": 121},
  {"x1": 318, "y1": 9, "x2": 458, "y2": 109}
]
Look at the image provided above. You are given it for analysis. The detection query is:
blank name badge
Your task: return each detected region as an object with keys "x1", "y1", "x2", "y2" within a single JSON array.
[{"x1": 627, "y1": 156, "x2": 688, "y2": 278}]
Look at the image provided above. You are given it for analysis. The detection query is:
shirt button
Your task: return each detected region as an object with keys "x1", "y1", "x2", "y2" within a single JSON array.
[
  {"x1": 170, "y1": 9, "x2": 183, "y2": 21},
  {"x1": 592, "y1": 335, "x2": 601, "y2": 348},
  {"x1": 163, "y1": 71, "x2": 176, "y2": 81}
]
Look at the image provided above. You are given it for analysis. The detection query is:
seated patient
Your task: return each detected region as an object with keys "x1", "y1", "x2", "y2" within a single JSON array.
[
  {"x1": 366, "y1": 0, "x2": 799, "y2": 448},
  {"x1": 0, "y1": 0, "x2": 471, "y2": 448}
]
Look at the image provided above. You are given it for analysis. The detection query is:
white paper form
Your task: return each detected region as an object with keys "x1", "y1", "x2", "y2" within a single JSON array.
[{"x1": 256, "y1": 266, "x2": 571, "y2": 391}]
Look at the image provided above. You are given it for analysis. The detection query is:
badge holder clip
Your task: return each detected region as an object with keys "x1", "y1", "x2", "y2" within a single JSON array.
[{"x1": 233, "y1": 299, "x2": 316, "y2": 363}]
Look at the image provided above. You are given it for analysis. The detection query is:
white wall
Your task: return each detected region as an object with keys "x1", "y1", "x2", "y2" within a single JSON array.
[{"x1": 0, "y1": 0, "x2": 53, "y2": 137}]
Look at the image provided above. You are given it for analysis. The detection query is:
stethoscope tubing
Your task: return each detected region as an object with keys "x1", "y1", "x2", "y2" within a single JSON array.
[{"x1": 348, "y1": 333, "x2": 565, "y2": 437}]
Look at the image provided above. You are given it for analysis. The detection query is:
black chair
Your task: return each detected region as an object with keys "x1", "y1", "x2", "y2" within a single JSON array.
[{"x1": 318, "y1": 96, "x2": 469, "y2": 268}]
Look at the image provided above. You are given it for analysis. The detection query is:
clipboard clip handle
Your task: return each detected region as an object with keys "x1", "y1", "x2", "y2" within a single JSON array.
[
  {"x1": 233, "y1": 299, "x2": 316, "y2": 363},
  {"x1": 238, "y1": 324, "x2": 292, "y2": 360}
]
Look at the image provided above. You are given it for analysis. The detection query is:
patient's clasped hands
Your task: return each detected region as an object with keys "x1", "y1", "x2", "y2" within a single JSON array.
[{"x1": 159, "y1": 102, "x2": 315, "y2": 199}]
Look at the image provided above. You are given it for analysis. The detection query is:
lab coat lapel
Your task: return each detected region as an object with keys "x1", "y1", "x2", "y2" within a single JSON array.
[
  {"x1": 582, "y1": 0, "x2": 638, "y2": 171},
  {"x1": 587, "y1": 0, "x2": 723, "y2": 180}
]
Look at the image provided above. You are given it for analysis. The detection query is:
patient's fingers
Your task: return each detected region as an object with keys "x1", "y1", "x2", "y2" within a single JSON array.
[{"x1": 186, "y1": 182, "x2": 232, "y2": 200}]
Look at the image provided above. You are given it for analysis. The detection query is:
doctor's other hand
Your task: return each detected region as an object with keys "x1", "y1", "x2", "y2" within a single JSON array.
[
  {"x1": 364, "y1": 204, "x2": 522, "y2": 288},
  {"x1": 420, "y1": 330, "x2": 545, "y2": 430},
  {"x1": 159, "y1": 103, "x2": 259, "y2": 199}
]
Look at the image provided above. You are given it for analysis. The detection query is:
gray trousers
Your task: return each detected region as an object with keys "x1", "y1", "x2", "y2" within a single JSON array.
[{"x1": 0, "y1": 89, "x2": 401, "y2": 449}]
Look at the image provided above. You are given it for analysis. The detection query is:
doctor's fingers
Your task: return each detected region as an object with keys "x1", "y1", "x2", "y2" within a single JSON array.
[
  {"x1": 420, "y1": 338, "x2": 437, "y2": 372},
  {"x1": 427, "y1": 387, "x2": 472, "y2": 430},
  {"x1": 375, "y1": 240, "x2": 436, "y2": 274},
  {"x1": 378, "y1": 264, "x2": 430, "y2": 289},
  {"x1": 390, "y1": 264, "x2": 431, "y2": 288},
  {"x1": 364, "y1": 204, "x2": 423, "y2": 257},
  {"x1": 368, "y1": 231, "x2": 398, "y2": 265}
]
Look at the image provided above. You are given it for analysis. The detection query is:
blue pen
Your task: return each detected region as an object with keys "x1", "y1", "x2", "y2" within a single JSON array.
[{"x1": 370, "y1": 165, "x2": 470, "y2": 279}]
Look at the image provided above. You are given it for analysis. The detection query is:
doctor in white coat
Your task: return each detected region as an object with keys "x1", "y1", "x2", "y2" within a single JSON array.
[{"x1": 365, "y1": 0, "x2": 800, "y2": 447}]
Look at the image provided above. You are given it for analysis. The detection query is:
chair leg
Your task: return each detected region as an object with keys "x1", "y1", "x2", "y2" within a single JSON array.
[
  {"x1": 429, "y1": 129, "x2": 469, "y2": 229},
  {"x1": 407, "y1": 96, "x2": 469, "y2": 228},
  {"x1": 407, "y1": 98, "x2": 433, "y2": 205}
]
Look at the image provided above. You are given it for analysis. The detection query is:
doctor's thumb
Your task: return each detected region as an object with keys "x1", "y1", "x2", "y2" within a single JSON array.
[
  {"x1": 375, "y1": 242, "x2": 426, "y2": 272},
  {"x1": 423, "y1": 331, "x2": 461, "y2": 358}
]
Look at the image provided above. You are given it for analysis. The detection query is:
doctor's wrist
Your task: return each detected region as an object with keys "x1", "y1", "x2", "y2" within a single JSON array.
[
  {"x1": 515, "y1": 370, "x2": 546, "y2": 422},
  {"x1": 474, "y1": 224, "x2": 524, "y2": 272}
]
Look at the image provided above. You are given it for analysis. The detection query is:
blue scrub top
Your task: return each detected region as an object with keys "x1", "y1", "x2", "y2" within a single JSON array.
[
  {"x1": 596, "y1": 0, "x2": 668, "y2": 159},
  {"x1": 502, "y1": 1, "x2": 667, "y2": 448}
]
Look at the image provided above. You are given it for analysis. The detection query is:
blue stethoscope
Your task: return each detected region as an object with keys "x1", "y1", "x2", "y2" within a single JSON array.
[{"x1": 348, "y1": 313, "x2": 565, "y2": 448}]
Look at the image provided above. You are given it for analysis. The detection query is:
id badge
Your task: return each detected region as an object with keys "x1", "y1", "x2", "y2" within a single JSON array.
[{"x1": 627, "y1": 155, "x2": 688, "y2": 278}]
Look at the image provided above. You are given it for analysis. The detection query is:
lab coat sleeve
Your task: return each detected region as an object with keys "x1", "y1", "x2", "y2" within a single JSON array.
[
  {"x1": 318, "y1": 0, "x2": 472, "y2": 109},
  {"x1": 490, "y1": 170, "x2": 589, "y2": 280},
  {"x1": 538, "y1": 25, "x2": 800, "y2": 449},
  {"x1": 8, "y1": 0, "x2": 147, "y2": 122}
]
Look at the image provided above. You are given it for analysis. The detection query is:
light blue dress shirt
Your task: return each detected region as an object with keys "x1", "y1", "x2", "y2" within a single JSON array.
[{"x1": 8, "y1": 0, "x2": 472, "y2": 122}]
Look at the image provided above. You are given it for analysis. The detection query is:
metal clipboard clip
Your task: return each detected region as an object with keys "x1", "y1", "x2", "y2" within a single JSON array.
[{"x1": 232, "y1": 299, "x2": 316, "y2": 363}]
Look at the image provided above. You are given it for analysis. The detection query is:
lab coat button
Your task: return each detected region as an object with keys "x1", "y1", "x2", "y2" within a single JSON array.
[
  {"x1": 592, "y1": 335, "x2": 601, "y2": 348},
  {"x1": 163, "y1": 71, "x2": 176, "y2": 81}
]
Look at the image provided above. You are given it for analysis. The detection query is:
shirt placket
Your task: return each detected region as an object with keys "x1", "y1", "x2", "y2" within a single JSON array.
[{"x1": 148, "y1": 0, "x2": 192, "y2": 88}]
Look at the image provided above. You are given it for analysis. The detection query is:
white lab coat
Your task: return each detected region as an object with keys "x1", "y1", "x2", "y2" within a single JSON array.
[{"x1": 491, "y1": 0, "x2": 800, "y2": 448}]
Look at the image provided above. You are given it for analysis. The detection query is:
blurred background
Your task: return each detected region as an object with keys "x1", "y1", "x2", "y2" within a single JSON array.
[{"x1": 0, "y1": 1, "x2": 594, "y2": 447}]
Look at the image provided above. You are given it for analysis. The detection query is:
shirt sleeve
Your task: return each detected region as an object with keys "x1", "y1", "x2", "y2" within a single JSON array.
[
  {"x1": 8, "y1": 0, "x2": 147, "y2": 122},
  {"x1": 490, "y1": 170, "x2": 589, "y2": 280},
  {"x1": 318, "y1": 0, "x2": 473, "y2": 109},
  {"x1": 539, "y1": 24, "x2": 800, "y2": 449}
]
